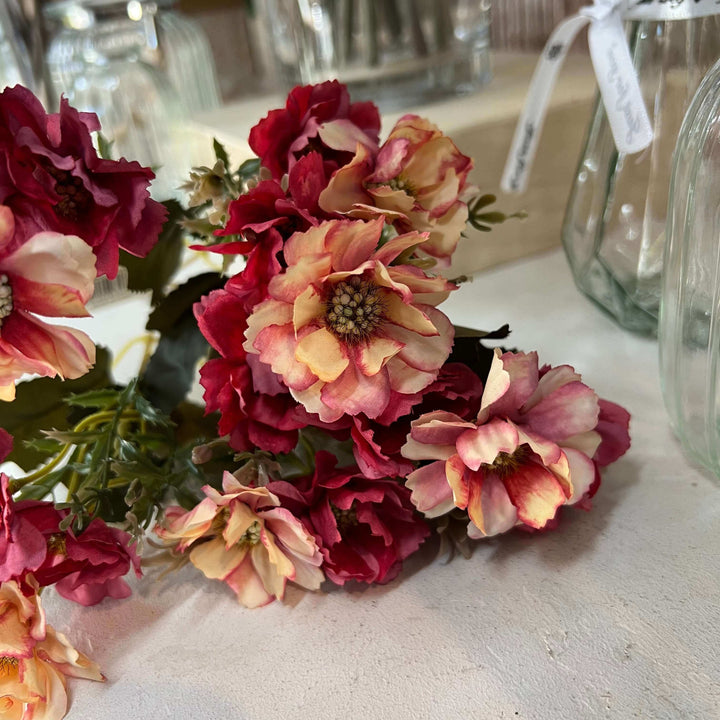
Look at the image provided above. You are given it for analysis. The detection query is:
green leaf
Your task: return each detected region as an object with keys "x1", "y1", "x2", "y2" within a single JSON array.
[
  {"x1": 237, "y1": 157, "x2": 261, "y2": 182},
  {"x1": 453, "y1": 324, "x2": 511, "y2": 340},
  {"x1": 66, "y1": 389, "x2": 121, "y2": 410},
  {"x1": 96, "y1": 133, "x2": 114, "y2": 160},
  {"x1": 146, "y1": 272, "x2": 225, "y2": 333},
  {"x1": 0, "y1": 348, "x2": 113, "y2": 470},
  {"x1": 120, "y1": 199, "x2": 187, "y2": 305},
  {"x1": 469, "y1": 193, "x2": 497, "y2": 212},
  {"x1": 213, "y1": 137, "x2": 230, "y2": 168},
  {"x1": 141, "y1": 311, "x2": 210, "y2": 413}
]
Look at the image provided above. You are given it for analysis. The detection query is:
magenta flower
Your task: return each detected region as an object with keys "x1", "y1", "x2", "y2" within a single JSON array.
[
  {"x1": 0, "y1": 475, "x2": 141, "y2": 606},
  {"x1": 0, "y1": 205, "x2": 96, "y2": 401},
  {"x1": 403, "y1": 350, "x2": 630, "y2": 538},
  {"x1": 249, "y1": 81, "x2": 381, "y2": 179},
  {"x1": 0, "y1": 85, "x2": 166, "y2": 278},
  {"x1": 268, "y1": 452, "x2": 430, "y2": 586}
]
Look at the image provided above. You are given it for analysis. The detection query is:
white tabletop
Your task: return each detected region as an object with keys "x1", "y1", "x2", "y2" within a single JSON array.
[{"x1": 44, "y1": 248, "x2": 720, "y2": 720}]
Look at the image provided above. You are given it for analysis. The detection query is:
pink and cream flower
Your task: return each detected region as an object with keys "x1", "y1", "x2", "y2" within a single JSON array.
[
  {"x1": 320, "y1": 115, "x2": 473, "y2": 262},
  {"x1": 243, "y1": 217, "x2": 455, "y2": 423},
  {"x1": 0, "y1": 580, "x2": 103, "y2": 719},
  {"x1": 402, "y1": 350, "x2": 630, "y2": 538},
  {"x1": 154, "y1": 474, "x2": 324, "y2": 608},
  {"x1": 0, "y1": 206, "x2": 96, "y2": 401}
]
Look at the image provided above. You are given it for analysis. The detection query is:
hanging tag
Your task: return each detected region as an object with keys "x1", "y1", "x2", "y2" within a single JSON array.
[
  {"x1": 500, "y1": 0, "x2": 720, "y2": 195},
  {"x1": 500, "y1": 15, "x2": 592, "y2": 194},
  {"x1": 587, "y1": 11, "x2": 653, "y2": 155}
]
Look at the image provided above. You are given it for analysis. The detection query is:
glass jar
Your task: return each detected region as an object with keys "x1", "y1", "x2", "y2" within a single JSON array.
[
  {"x1": 562, "y1": 16, "x2": 720, "y2": 336},
  {"x1": 260, "y1": 0, "x2": 492, "y2": 111},
  {"x1": 659, "y1": 57, "x2": 720, "y2": 479},
  {"x1": 43, "y1": 0, "x2": 206, "y2": 198}
]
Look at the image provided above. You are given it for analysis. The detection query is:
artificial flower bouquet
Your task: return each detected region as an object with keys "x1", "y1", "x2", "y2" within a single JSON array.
[{"x1": 0, "y1": 81, "x2": 630, "y2": 718}]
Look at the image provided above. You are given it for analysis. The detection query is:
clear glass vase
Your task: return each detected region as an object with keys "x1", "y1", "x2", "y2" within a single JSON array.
[
  {"x1": 562, "y1": 16, "x2": 720, "y2": 336},
  {"x1": 659, "y1": 57, "x2": 720, "y2": 479}
]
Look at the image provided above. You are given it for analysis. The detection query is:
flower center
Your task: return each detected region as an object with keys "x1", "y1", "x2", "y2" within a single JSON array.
[
  {"x1": 47, "y1": 533, "x2": 67, "y2": 555},
  {"x1": 48, "y1": 167, "x2": 92, "y2": 220},
  {"x1": 0, "y1": 274, "x2": 13, "y2": 328},
  {"x1": 484, "y1": 445, "x2": 530, "y2": 479},
  {"x1": 325, "y1": 277, "x2": 384, "y2": 344},
  {"x1": 0, "y1": 657, "x2": 18, "y2": 677},
  {"x1": 238, "y1": 520, "x2": 261, "y2": 547},
  {"x1": 331, "y1": 502, "x2": 358, "y2": 533}
]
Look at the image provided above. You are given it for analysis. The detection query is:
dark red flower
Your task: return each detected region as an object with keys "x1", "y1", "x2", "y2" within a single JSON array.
[
  {"x1": 0, "y1": 474, "x2": 140, "y2": 605},
  {"x1": 195, "y1": 286, "x2": 308, "y2": 454},
  {"x1": 0, "y1": 85, "x2": 166, "y2": 278},
  {"x1": 249, "y1": 81, "x2": 381, "y2": 179},
  {"x1": 0, "y1": 428, "x2": 11, "y2": 461},
  {"x1": 268, "y1": 452, "x2": 430, "y2": 586}
]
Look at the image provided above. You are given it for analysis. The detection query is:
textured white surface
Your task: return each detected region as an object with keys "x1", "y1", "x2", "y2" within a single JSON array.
[{"x1": 44, "y1": 249, "x2": 720, "y2": 720}]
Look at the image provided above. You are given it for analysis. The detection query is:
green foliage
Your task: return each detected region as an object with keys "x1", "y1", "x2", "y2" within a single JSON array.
[
  {"x1": 467, "y1": 194, "x2": 527, "y2": 233},
  {"x1": 0, "y1": 348, "x2": 113, "y2": 470},
  {"x1": 141, "y1": 272, "x2": 225, "y2": 412},
  {"x1": 11, "y1": 381, "x2": 204, "y2": 541}
]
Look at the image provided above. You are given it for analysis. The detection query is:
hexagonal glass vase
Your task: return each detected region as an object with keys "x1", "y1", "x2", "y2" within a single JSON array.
[{"x1": 561, "y1": 17, "x2": 720, "y2": 336}]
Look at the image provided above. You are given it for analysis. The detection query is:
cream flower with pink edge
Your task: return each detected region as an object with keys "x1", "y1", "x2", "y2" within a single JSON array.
[
  {"x1": 402, "y1": 349, "x2": 608, "y2": 538},
  {"x1": 155, "y1": 473, "x2": 324, "y2": 609},
  {"x1": 243, "y1": 217, "x2": 455, "y2": 423},
  {"x1": 0, "y1": 205, "x2": 96, "y2": 401},
  {"x1": 0, "y1": 580, "x2": 103, "y2": 720},
  {"x1": 319, "y1": 115, "x2": 473, "y2": 263}
]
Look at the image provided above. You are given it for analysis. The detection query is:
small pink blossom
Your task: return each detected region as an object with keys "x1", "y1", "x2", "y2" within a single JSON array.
[
  {"x1": 402, "y1": 350, "x2": 630, "y2": 538},
  {"x1": 0, "y1": 205, "x2": 96, "y2": 401},
  {"x1": 155, "y1": 474, "x2": 324, "y2": 608}
]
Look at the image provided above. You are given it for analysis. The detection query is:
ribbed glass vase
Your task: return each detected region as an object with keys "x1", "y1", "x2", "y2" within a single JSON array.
[
  {"x1": 659, "y1": 57, "x2": 720, "y2": 479},
  {"x1": 562, "y1": 16, "x2": 720, "y2": 336}
]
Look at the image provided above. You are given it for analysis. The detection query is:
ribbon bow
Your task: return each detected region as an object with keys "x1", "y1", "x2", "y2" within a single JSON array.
[{"x1": 501, "y1": 0, "x2": 720, "y2": 194}]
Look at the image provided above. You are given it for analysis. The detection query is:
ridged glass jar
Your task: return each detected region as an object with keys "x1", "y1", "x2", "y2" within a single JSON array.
[
  {"x1": 562, "y1": 16, "x2": 720, "y2": 336},
  {"x1": 659, "y1": 57, "x2": 720, "y2": 479}
]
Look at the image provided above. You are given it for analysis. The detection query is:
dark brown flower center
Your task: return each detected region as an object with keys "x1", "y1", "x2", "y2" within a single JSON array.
[
  {"x1": 325, "y1": 277, "x2": 384, "y2": 344},
  {"x1": 0, "y1": 657, "x2": 18, "y2": 677},
  {"x1": 331, "y1": 502, "x2": 358, "y2": 533},
  {"x1": 483, "y1": 445, "x2": 530, "y2": 479},
  {"x1": 48, "y1": 167, "x2": 92, "y2": 220},
  {"x1": 47, "y1": 533, "x2": 67, "y2": 556},
  {"x1": 0, "y1": 274, "x2": 12, "y2": 327}
]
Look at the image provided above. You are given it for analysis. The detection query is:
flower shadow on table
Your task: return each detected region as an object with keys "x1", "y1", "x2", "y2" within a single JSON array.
[{"x1": 476, "y1": 456, "x2": 641, "y2": 570}]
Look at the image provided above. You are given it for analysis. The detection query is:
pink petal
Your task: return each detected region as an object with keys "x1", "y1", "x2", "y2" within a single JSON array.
[
  {"x1": 224, "y1": 553, "x2": 275, "y2": 608},
  {"x1": 405, "y1": 460, "x2": 455, "y2": 517},
  {"x1": 253, "y1": 323, "x2": 318, "y2": 392},
  {"x1": 523, "y1": 381, "x2": 600, "y2": 442},
  {"x1": 456, "y1": 419, "x2": 520, "y2": 471},
  {"x1": 470, "y1": 471, "x2": 518, "y2": 538},
  {"x1": 2, "y1": 312, "x2": 95, "y2": 379},
  {"x1": 326, "y1": 216, "x2": 384, "y2": 271},
  {"x1": 320, "y1": 363, "x2": 390, "y2": 419},
  {"x1": 503, "y1": 462, "x2": 567, "y2": 529},
  {"x1": 3, "y1": 232, "x2": 96, "y2": 315},
  {"x1": 563, "y1": 446, "x2": 597, "y2": 504},
  {"x1": 352, "y1": 336, "x2": 403, "y2": 376},
  {"x1": 295, "y1": 327, "x2": 349, "y2": 383}
]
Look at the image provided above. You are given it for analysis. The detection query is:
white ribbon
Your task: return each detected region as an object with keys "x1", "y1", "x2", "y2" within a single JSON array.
[{"x1": 501, "y1": 0, "x2": 720, "y2": 194}]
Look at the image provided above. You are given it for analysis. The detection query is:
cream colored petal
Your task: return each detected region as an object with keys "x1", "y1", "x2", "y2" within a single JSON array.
[
  {"x1": 295, "y1": 327, "x2": 349, "y2": 383},
  {"x1": 189, "y1": 538, "x2": 247, "y2": 580}
]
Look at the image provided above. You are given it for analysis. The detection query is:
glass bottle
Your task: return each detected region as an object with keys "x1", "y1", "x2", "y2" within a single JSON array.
[
  {"x1": 562, "y1": 16, "x2": 720, "y2": 336},
  {"x1": 659, "y1": 57, "x2": 720, "y2": 479},
  {"x1": 259, "y1": 0, "x2": 492, "y2": 111}
]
